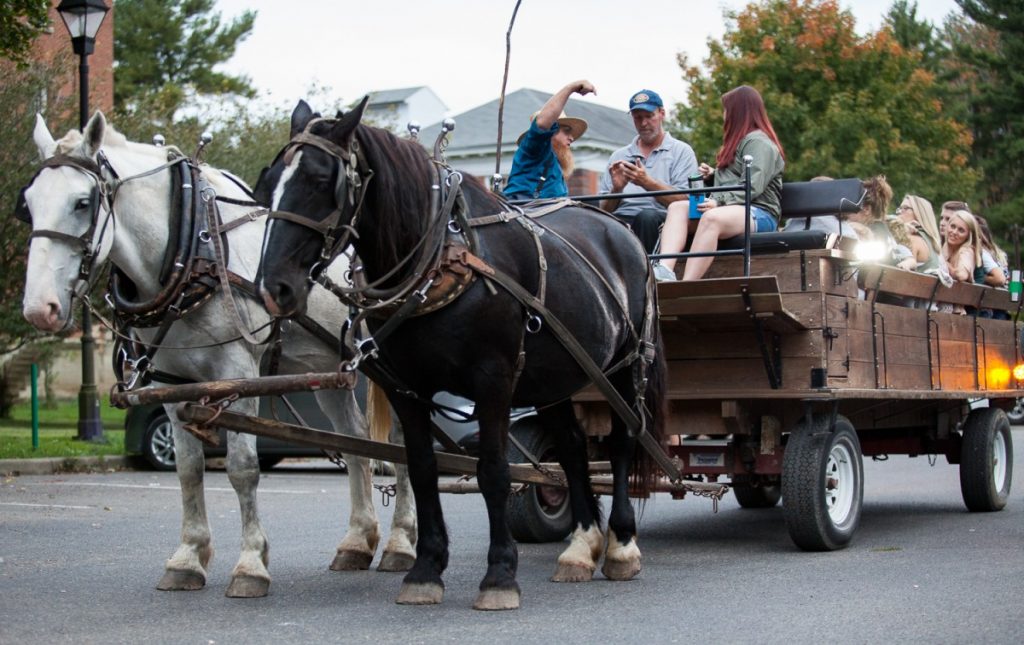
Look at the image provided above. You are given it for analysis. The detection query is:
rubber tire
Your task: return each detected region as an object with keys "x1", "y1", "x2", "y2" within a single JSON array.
[
  {"x1": 506, "y1": 420, "x2": 573, "y2": 543},
  {"x1": 1007, "y1": 399, "x2": 1023, "y2": 426},
  {"x1": 733, "y1": 483, "x2": 782, "y2": 508},
  {"x1": 959, "y1": 407, "x2": 1013, "y2": 512},
  {"x1": 143, "y1": 413, "x2": 176, "y2": 471},
  {"x1": 782, "y1": 415, "x2": 863, "y2": 551}
]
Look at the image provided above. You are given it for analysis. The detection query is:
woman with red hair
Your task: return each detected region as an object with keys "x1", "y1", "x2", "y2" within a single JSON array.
[{"x1": 655, "y1": 85, "x2": 785, "y2": 281}]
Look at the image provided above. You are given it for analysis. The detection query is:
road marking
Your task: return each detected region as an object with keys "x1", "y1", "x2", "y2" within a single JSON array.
[
  {"x1": 0, "y1": 502, "x2": 94, "y2": 510},
  {"x1": 20, "y1": 482, "x2": 317, "y2": 495}
]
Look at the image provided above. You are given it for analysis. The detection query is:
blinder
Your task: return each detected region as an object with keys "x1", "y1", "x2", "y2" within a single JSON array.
[{"x1": 14, "y1": 185, "x2": 31, "y2": 223}]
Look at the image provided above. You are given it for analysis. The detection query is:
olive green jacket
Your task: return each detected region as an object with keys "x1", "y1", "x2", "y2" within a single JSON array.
[{"x1": 711, "y1": 130, "x2": 785, "y2": 220}]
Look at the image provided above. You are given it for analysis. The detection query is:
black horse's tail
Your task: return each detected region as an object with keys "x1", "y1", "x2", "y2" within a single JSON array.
[
  {"x1": 631, "y1": 275, "x2": 668, "y2": 497},
  {"x1": 633, "y1": 330, "x2": 668, "y2": 497}
]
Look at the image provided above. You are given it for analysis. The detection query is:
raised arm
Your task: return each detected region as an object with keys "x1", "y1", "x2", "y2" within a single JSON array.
[{"x1": 534, "y1": 80, "x2": 595, "y2": 130}]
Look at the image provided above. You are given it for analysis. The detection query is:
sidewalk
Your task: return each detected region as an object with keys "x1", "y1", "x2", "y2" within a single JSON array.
[{"x1": 0, "y1": 455, "x2": 135, "y2": 476}]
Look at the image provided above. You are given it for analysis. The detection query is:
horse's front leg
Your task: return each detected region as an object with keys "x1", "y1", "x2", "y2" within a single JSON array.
[
  {"x1": 542, "y1": 403, "x2": 605, "y2": 583},
  {"x1": 157, "y1": 411, "x2": 214, "y2": 591},
  {"x1": 223, "y1": 396, "x2": 271, "y2": 597},
  {"x1": 472, "y1": 399, "x2": 521, "y2": 611},
  {"x1": 601, "y1": 417, "x2": 642, "y2": 581},
  {"x1": 391, "y1": 397, "x2": 447, "y2": 605}
]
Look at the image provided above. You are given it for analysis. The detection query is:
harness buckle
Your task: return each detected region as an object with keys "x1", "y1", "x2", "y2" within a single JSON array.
[
  {"x1": 198, "y1": 230, "x2": 211, "y2": 243},
  {"x1": 124, "y1": 356, "x2": 151, "y2": 391},
  {"x1": 526, "y1": 313, "x2": 543, "y2": 334}
]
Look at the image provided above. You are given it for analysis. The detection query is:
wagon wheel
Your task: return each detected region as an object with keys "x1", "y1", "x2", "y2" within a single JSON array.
[
  {"x1": 781, "y1": 415, "x2": 863, "y2": 551},
  {"x1": 506, "y1": 419, "x2": 572, "y2": 543},
  {"x1": 959, "y1": 407, "x2": 1013, "y2": 512},
  {"x1": 732, "y1": 482, "x2": 782, "y2": 508}
]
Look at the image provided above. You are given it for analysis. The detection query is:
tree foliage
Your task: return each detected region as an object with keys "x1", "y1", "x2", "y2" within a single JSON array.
[
  {"x1": 0, "y1": 0, "x2": 50, "y2": 65},
  {"x1": 947, "y1": 0, "x2": 1024, "y2": 238},
  {"x1": 114, "y1": 0, "x2": 256, "y2": 117},
  {"x1": 671, "y1": 0, "x2": 977, "y2": 208}
]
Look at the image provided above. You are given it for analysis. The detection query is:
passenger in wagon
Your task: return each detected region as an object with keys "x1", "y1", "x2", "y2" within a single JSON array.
[
  {"x1": 894, "y1": 195, "x2": 942, "y2": 273},
  {"x1": 942, "y1": 209, "x2": 982, "y2": 284},
  {"x1": 939, "y1": 200, "x2": 970, "y2": 243},
  {"x1": 504, "y1": 80, "x2": 594, "y2": 201},
  {"x1": 598, "y1": 89, "x2": 697, "y2": 253},
  {"x1": 655, "y1": 85, "x2": 785, "y2": 281},
  {"x1": 973, "y1": 214, "x2": 1008, "y2": 288}
]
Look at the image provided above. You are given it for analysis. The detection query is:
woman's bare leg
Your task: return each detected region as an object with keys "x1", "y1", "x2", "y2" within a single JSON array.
[{"x1": 682, "y1": 205, "x2": 750, "y2": 281}]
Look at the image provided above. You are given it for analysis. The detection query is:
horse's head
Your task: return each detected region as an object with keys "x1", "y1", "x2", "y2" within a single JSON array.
[
  {"x1": 21, "y1": 112, "x2": 114, "y2": 332},
  {"x1": 258, "y1": 98, "x2": 369, "y2": 317}
]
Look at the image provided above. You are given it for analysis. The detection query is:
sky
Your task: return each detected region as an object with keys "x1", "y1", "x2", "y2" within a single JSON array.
[{"x1": 213, "y1": 0, "x2": 961, "y2": 117}]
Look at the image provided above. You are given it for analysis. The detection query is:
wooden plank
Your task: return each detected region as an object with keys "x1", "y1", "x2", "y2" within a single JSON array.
[
  {"x1": 658, "y1": 275, "x2": 808, "y2": 332},
  {"x1": 664, "y1": 328, "x2": 825, "y2": 361},
  {"x1": 667, "y1": 355, "x2": 824, "y2": 392}
]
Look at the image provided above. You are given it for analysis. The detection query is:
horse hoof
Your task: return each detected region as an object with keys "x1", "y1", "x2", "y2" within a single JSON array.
[
  {"x1": 378, "y1": 552, "x2": 415, "y2": 572},
  {"x1": 473, "y1": 588, "x2": 521, "y2": 611},
  {"x1": 601, "y1": 558, "x2": 641, "y2": 581},
  {"x1": 225, "y1": 575, "x2": 270, "y2": 598},
  {"x1": 156, "y1": 569, "x2": 206, "y2": 591},
  {"x1": 396, "y1": 582, "x2": 444, "y2": 605},
  {"x1": 330, "y1": 550, "x2": 373, "y2": 571},
  {"x1": 551, "y1": 563, "x2": 595, "y2": 583}
]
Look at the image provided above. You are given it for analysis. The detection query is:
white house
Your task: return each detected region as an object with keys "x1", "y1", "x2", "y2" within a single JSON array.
[{"x1": 364, "y1": 86, "x2": 447, "y2": 134}]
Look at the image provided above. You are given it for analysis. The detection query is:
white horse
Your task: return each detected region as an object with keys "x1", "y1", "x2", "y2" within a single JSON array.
[{"x1": 20, "y1": 112, "x2": 415, "y2": 597}]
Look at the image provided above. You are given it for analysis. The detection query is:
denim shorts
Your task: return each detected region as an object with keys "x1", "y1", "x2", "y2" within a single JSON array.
[{"x1": 752, "y1": 206, "x2": 777, "y2": 232}]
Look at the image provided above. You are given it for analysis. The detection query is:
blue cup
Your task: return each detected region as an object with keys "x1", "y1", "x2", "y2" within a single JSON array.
[{"x1": 688, "y1": 193, "x2": 705, "y2": 219}]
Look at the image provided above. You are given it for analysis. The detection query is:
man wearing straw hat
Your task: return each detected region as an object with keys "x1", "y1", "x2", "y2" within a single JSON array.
[{"x1": 504, "y1": 79, "x2": 594, "y2": 200}]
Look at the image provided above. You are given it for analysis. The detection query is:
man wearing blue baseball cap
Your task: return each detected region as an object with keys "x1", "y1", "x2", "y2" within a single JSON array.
[{"x1": 599, "y1": 89, "x2": 697, "y2": 255}]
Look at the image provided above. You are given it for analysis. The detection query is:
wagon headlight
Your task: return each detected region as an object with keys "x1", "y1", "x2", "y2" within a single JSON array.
[{"x1": 855, "y1": 240, "x2": 886, "y2": 263}]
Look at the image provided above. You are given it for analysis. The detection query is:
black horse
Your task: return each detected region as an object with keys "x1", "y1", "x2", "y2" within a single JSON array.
[{"x1": 257, "y1": 99, "x2": 666, "y2": 610}]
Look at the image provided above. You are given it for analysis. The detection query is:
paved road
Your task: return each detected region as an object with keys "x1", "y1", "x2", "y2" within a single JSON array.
[{"x1": 2, "y1": 430, "x2": 1022, "y2": 645}]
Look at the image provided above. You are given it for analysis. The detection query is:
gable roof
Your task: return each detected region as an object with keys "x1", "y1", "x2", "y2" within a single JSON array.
[
  {"x1": 418, "y1": 88, "x2": 636, "y2": 158},
  {"x1": 367, "y1": 86, "x2": 430, "y2": 106}
]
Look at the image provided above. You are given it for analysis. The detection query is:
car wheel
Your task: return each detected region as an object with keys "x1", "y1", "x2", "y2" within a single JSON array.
[
  {"x1": 506, "y1": 419, "x2": 573, "y2": 543},
  {"x1": 782, "y1": 415, "x2": 863, "y2": 551},
  {"x1": 143, "y1": 414, "x2": 176, "y2": 471},
  {"x1": 960, "y1": 407, "x2": 1013, "y2": 512},
  {"x1": 733, "y1": 482, "x2": 782, "y2": 508},
  {"x1": 1007, "y1": 399, "x2": 1023, "y2": 426}
]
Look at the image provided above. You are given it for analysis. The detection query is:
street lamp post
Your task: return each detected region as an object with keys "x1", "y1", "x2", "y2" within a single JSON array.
[{"x1": 57, "y1": 0, "x2": 110, "y2": 443}]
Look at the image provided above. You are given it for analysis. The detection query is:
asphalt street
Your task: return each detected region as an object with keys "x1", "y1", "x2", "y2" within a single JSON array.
[{"x1": 2, "y1": 430, "x2": 1022, "y2": 645}]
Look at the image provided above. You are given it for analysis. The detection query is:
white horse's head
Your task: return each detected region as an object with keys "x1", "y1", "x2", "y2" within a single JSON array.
[
  {"x1": 21, "y1": 111, "x2": 174, "y2": 332},
  {"x1": 21, "y1": 112, "x2": 116, "y2": 332}
]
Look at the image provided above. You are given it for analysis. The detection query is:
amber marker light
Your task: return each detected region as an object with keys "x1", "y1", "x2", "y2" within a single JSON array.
[{"x1": 1014, "y1": 363, "x2": 1024, "y2": 383}]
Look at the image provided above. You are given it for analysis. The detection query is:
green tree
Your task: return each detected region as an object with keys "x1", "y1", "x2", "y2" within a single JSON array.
[
  {"x1": 0, "y1": 0, "x2": 50, "y2": 65},
  {"x1": 114, "y1": 0, "x2": 256, "y2": 118},
  {"x1": 947, "y1": 0, "x2": 1024, "y2": 241},
  {"x1": 672, "y1": 0, "x2": 977, "y2": 207},
  {"x1": 885, "y1": 0, "x2": 947, "y2": 73}
]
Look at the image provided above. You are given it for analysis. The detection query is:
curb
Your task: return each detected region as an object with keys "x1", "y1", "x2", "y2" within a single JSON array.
[{"x1": 0, "y1": 455, "x2": 136, "y2": 476}]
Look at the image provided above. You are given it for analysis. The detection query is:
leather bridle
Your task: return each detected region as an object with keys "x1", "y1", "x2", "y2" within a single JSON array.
[{"x1": 265, "y1": 119, "x2": 373, "y2": 282}]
